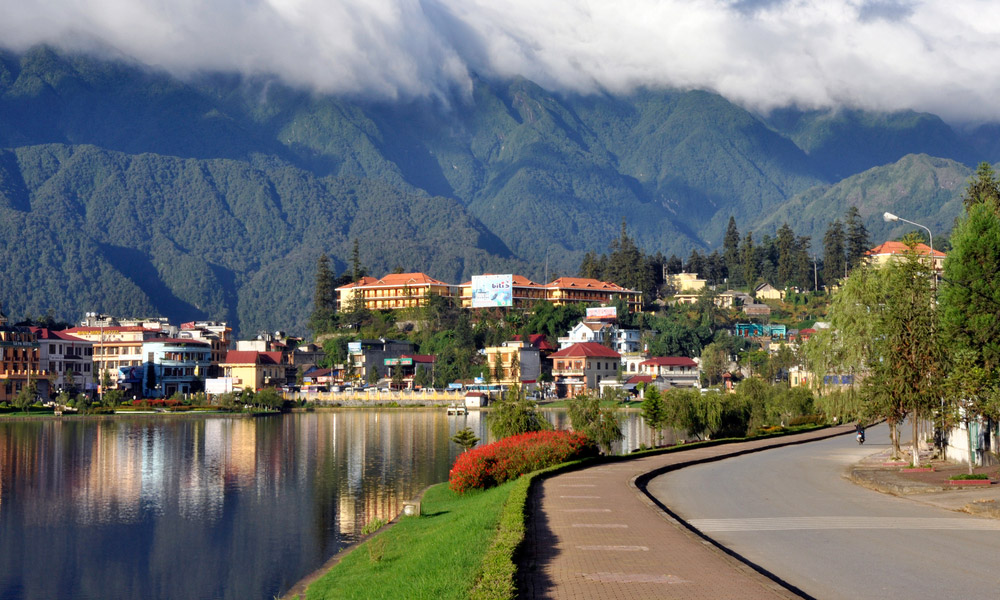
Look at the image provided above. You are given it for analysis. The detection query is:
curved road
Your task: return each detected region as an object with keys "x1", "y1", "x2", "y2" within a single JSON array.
[{"x1": 648, "y1": 424, "x2": 1000, "y2": 600}]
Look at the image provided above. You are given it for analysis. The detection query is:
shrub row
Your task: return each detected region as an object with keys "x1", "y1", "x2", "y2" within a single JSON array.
[{"x1": 449, "y1": 430, "x2": 598, "y2": 493}]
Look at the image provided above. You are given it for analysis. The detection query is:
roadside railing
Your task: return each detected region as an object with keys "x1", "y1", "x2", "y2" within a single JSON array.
[{"x1": 285, "y1": 390, "x2": 466, "y2": 404}]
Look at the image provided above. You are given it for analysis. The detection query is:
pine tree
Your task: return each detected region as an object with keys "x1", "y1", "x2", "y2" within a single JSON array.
[
  {"x1": 775, "y1": 223, "x2": 796, "y2": 287},
  {"x1": 740, "y1": 232, "x2": 757, "y2": 287},
  {"x1": 962, "y1": 162, "x2": 1000, "y2": 211},
  {"x1": 309, "y1": 253, "x2": 337, "y2": 334},
  {"x1": 822, "y1": 220, "x2": 846, "y2": 284},
  {"x1": 723, "y1": 216, "x2": 741, "y2": 284},
  {"x1": 844, "y1": 207, "x2": 870, "y2": 271}
]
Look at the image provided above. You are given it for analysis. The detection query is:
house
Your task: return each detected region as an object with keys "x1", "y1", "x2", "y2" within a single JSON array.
[
  {"x1": 715, "y1": 290, "x2": 754, "y2": 309},
  {"x1": 336, "y1": 272, "x2": 457, "y2": 311},
  {"x1": 219, "y1": 350, "x2": 286, "y2": 392},
  {"x1": 754, "y1": 283, "x2": 784, "y2": 301},
  {"x1": 639, "y1": 357, "x2": 700, "y2": 388},
  {"x1": 178, "y1": 321, "x2": 232, "y2": 378},
  {"x1": 865, "y1": 241, "x2": 946, "y2": 273},
  {"x1": 666, "y1": 273, "x2": 706, "y2": 304},
  {"x1": 558, "y1": 321, "x2": 641, "y2": 355},
  {"x1": 549, "y1": 342, "x2": 621, "y2": 398},
  {"x1": 742, "y1": 303, "x2": 772, "y2": 318},
  {"x1": 483, "y1": 341, "x2": 541, "y2": 387}
]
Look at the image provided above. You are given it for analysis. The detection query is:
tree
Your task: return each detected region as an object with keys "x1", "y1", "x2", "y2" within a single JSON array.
[
  {"x1": 255, "y1": 387, "x2": 284, "y2": 410},
  {"x1": 826, "y1": 255, "x2": 942, "y2": 463},
  {"x1": 367, "y1": 367, "x2": 379, "y2": 386},
  {"x1": 739, "y1": 232, "x2": 757, "y2": 286},
  {"x1": 492, "y1": 352, "x2": 504, "y2": 382},
  {"x1": 450, "y1": 427, "x2": 480, "y2": 452},
  {"x1": 309, "y1": 253, "x2": 337, "y2": 334},
  {"x1": 489, "y1": 386, "x2": 552, "y2": 439},
  {"x1": 567, "y1": 393, "x2": 623, "y2": 454},
  {"x1": 12, "y1": 384, "x2": 36, "y2": 411},
  {"x1": 962, "y1": 162, "x2": 1000, "y2": 211},
  {"x1": 723, "y1": 216, "x2": 741, "y2": 284},
  {"x1": 844, "y1": 206, "x2": 870, "y2": 271},
  {"x1": 391, "y1": 365, "x2": 404, "y2": 389},
  {"x1": 939, "y1": 199, "x2": 1000, "y2": 469},
  {"x1": 700, "y1": 342, "x2": 728, "y2": 386},
  {"x1": 413, "y1": 365, "x2": 431, "y2": 389},
  {"x1": 640, "y1": 385, "x2": 669, "y2": 446},
  {"x1": 775, "y1": 223, "x2": 796, "y2": 287},
  {"x1": 822, "y1": 219, "x2": 846, "y2": 284}
]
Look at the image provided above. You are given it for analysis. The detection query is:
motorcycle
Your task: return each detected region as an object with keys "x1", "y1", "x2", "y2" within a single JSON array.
[{"x1": 856, "y1": 431, "x2": 865, "y2": 445}]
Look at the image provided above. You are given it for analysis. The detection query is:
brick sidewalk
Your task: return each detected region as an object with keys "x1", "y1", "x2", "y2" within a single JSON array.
[{"x1": 519, "y1": 425, "x2": 853, "y2": 599}]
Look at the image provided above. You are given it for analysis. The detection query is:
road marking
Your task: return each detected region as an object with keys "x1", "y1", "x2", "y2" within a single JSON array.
[
  {"x1": 581, "y1": 572, "x2": 689, "y2": 584},
  {"x1": 689, "y1": 516, "x2": 1000, "y2": 532},
  {"x1": 573, "y1": 523, "x2": 629, "y2": 528},
  {"x1": 577, "y1": 545, "x2": 649, "y2": 551}
]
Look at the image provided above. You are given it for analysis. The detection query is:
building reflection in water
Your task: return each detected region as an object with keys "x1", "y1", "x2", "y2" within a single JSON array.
[{"x1": 0, "y1": 409, "x2": 662, "y2": 599}]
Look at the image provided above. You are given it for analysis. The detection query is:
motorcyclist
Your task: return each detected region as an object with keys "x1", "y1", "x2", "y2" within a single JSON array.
[{"x1": 855, "y1": 422, "x2": 866, "y2": 444}]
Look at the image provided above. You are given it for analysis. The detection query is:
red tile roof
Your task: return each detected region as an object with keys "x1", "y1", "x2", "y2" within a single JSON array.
[
  {"x1": 401, "y1": 354, "x2": 436, "y2": 363},
  {"x1": 866, "y1": 241, "x2": 945, "y2": 258},
  {"x1": 627, "y1": 375, "x2": 654, "y2": 384},
  {"x1": 641, "y1": 357, "x2": 698, "y2": 368},
  {"x1": 221, "y1": 350, "x2": 261, "y2": 364},
  {"x1": 545, "y1": 277, "x2": 632, "y2": 291},
  {"x1": 261, "y1": 351, "x2": 284, "y2": 365},
  {"x1": 512, "y1": 334, "x2": 555, "y2": 351},
  {"x1": 549, "y1": 342, "x2": 621, "y2": 359},
  {"x1": 29, "y1": 327, "x2": 87, "y2": 342}
]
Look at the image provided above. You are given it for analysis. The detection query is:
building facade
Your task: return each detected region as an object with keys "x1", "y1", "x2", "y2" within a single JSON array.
[
  {"x1": 337, "y1": 273, "x2": 456, "y2": 312},
  {"x1": 549, "y1": 342, "x2": 621, "y2": 398},
  {"x1": 139, "y1": 339, "x2": 212, "y2": 398},
  {"x1": 219, "y1": 351, "x2": 286, "y2": 392},
  {"x1": 0, "y1": 325, "x2": 41, "y2": 403},
  {"x1": 482, "y1": 341, "x2": 542, "y2": 386},
  {"x1": 639, "y1": 357, "x2": 700, "y2": 388},
  {"x1": 31, "y1": 328, "x2": 94, "y2": 396}
]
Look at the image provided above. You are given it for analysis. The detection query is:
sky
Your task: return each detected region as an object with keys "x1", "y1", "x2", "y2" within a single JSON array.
[{"x1": 3, "y1": 0, "x2": 1000, "y2": 122}]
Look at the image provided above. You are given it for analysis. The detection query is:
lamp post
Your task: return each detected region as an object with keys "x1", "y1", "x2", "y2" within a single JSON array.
[{"x1": 883, "y1": 211, "x2": 933, "y2": 255}]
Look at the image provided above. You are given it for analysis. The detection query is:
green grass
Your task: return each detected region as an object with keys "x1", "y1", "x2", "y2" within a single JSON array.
[{"x1": 305, "y1": 481, "x2": 515, "y2": 600}]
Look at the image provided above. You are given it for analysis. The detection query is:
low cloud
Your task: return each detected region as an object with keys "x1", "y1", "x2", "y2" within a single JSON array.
[{"x1": 3, "y1": 0, "x2": 1000, "y2": 122}]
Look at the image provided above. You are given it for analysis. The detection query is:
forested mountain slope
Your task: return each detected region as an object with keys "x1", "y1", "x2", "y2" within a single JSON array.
[{"x1": 0, "y1": 46, "x2": 988, "y2": 333}]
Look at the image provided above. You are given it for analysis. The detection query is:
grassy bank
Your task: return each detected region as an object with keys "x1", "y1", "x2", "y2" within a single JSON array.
[
  {"x1": 303, "y1": 481, "x2": 518, "y2": 600},
  {"x1": 298, "y1": 423, "x2": 827, "y2": 600}
]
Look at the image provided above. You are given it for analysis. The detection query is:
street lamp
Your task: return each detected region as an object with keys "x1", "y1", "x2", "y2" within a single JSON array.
[{"x1": 883, "y1": 212, "x2": 933, "y2": 254}]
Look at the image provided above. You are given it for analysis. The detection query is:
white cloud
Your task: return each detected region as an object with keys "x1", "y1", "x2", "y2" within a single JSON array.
[{"x1": 3, "y1": 0, "x2": 1000, "y2": 121}]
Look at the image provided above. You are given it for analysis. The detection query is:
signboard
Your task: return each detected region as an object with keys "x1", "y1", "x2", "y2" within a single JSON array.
[
  {"x1": 586, "y1": 306, "x2": 618, "y2": 320},
  {"x1": 206, "y1": 377, "x2": 234, "y2": 394},
  {"x1": 471, "y1": 274, "x2": 513, "y2": 308},
  {"x1": 384, "y1": 357, "x2": 414, "y2": 366},
  {"x1": 348, "y1": 342, "x2": 362, "y2": 353}
]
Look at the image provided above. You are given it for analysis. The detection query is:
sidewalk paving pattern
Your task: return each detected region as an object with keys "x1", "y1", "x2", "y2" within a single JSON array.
[{"x1": 520, "y1": 426, "x2": 855, "y2": 600}]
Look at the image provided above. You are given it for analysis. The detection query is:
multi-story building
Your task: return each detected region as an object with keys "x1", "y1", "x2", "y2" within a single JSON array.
[
  {"x1": 63, "y1": 325, "x2": 167, "y2": 388},
  {"x1": 482, "y1": 341, "x2": 541, "y2": 386},
  {"x1": 336, "y1": 273, "x2": 457, "y2": 312},
  {"x1": 457, "y1": 275, "x2": 549, "y2": 309},
  {"x1": 383, "y1": 355, "x2": 437, "y2": 389},
  {"x1": 865, "y1": 241, "x2": 946, "y2": 273},
  {"x1": 219, "y1": 351, "x2": 286, "y2": 392},
  {"x1": 549, "y1": 342, "x2": 621, "y2": 398},
  {"x1": 558, "y1": 321, "x2": 641, "y2": 355},
  {"x1": 0, "y1": 325, "x2": 42, "y2": 403},
  {"x1": 138, "y1": 339, "x2": 212, "y2": 398},
  {"x1": 347, "y1": 339, "x2": 416, "y2": 383},
  {"x1": 31, "y1": 328, "x2": 94, "y2": 396},
  {"x1": 543, "y1": 277, "x2": 642, "y2": 313},
  {"x1": 178, "y1": 321, "x2": 232, "y2": 378},
  {"x1": 639, "y1": 357, "x2": 700, "y2": 388}
]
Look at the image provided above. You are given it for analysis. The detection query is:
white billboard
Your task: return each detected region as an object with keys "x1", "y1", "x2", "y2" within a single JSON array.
[{"x1": 471, "y1": 274, "x2": 513, "y2": 308}]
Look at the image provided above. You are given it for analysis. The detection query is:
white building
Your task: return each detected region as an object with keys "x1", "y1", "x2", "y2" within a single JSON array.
[
  {"x1": 31, "y1": 328, "x2": 95, "y2": 395},
  {"x1": 558, "y1": 321, "x2": 641, "y2": 355}
]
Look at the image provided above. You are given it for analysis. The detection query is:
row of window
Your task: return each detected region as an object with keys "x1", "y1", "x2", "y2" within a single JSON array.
[{"x1": 47, "y1": 344, "x2": 94, "y2": 356}]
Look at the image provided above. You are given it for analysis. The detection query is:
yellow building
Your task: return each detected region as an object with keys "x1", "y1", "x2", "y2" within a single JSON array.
[
  {"x1": 219, "y1": 351, "x2": 285, "y2": 391},
  {"x1": 0, "y1": 325, "x2": 42, "y2": 403},
  {"x1": 667, "y1": 272, "x2": 706, "y2": 293},
  {"x1": 865, "y1": 241, "x2": 945, "y2": 272},
  {"x1": 482, "y1": 341, "x2": 542, "y2": 385},
  {"x1": 336, "y1": 273, "x2": 456, "y2": 311},
  {"x1": 543, "y1": 277, "x2": 642, "y2": 313}
]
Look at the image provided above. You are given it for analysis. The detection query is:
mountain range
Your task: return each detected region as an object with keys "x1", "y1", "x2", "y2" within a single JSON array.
[{"x1": 0, "y1": 45, "x2": 990, "y2": 335}]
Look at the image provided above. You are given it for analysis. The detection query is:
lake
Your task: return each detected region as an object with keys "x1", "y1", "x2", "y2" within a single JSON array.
[{"x1": 0, "y1": 408, "x2": 668, "y2": 599}]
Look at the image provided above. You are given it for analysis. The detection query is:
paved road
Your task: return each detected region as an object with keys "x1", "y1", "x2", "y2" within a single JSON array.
[{"x1": 648, "y1": 423, "x2": 1000, "y2": 600}]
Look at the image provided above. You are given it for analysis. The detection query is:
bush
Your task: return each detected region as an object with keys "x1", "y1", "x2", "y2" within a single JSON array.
[
  {"x1": 449, "y1": 430, "x2": 597, "y2": 493},
  {"x1": 950, "y1": 473, "x2": 989, "y2": 480},
  {"x1": 788, "y1": 414, "x2": 826, "y2": 427}
]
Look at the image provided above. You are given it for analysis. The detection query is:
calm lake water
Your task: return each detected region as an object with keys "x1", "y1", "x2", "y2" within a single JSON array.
[{"x1": 0, "y1": 408, "x2": 668, "y2": 600}]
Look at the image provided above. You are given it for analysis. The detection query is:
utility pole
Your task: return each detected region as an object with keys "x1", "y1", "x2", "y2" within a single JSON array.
[{"x1": 813, "y1": 257, "x2": 818, "y2": 292}]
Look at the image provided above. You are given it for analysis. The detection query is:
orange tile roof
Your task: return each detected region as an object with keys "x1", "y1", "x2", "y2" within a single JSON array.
[
  {"x1": 337, "y1": 272, "x2": 450, "y2": 290},
  {"x1": 866, "y1": 241, "x2": 946, "y2": 258},
  {"x1": 545, "y1": 277, "x2": 636, "y2": 292}
]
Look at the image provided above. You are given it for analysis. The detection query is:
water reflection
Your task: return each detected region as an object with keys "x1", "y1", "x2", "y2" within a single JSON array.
[{"x1": 0, "y1": 408, "x2": 662, "y2": 600}]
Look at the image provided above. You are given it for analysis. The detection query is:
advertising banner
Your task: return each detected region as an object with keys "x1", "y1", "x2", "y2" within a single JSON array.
[
  {"x1": 471, "y1": 274, "x2": 513, "y2": 308},
  {"x1": 348, "y1": 342, "x2": 362, "y2": 353},
  {"x1": 586, "y1": 306, "x2": 618, "y2": 320}
]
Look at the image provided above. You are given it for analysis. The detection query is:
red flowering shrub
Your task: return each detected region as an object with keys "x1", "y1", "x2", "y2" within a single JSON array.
[{"x1": 449, "y1": 430, "x2": 597, "y2": 493}]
